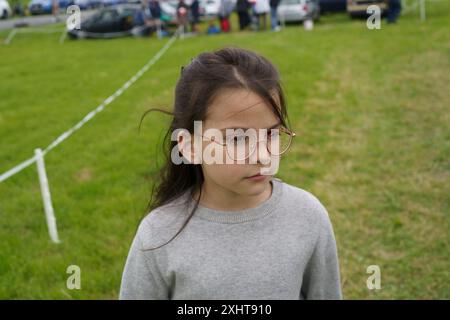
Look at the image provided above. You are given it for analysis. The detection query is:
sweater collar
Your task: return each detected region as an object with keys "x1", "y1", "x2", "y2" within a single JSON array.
[{"x1": 188, "y1": 178, "x2": 283, "y2": 224}]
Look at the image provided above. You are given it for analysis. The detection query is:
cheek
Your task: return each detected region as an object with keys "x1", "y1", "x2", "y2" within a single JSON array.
[{"x1": 202, "y1": 163, "x2": 248, "y2": 183}]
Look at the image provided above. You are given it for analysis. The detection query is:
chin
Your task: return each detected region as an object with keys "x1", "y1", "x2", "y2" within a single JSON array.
[{"x1": 243, "y1": 179, "x2": 271, "y2": 196}]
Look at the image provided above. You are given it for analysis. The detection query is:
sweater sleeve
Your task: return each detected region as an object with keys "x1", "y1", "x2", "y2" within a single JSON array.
[
  {"x1": 119, "y1": 227, "x2": 170, "y2": 300},
  {"x1": 300, "y1": 201, "x2": 343, "y2": 300}
]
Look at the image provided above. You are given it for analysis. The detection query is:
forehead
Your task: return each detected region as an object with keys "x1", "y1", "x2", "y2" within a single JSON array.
[{"x1": 204, "y1": 88, "x2": 280, "y2": 130}]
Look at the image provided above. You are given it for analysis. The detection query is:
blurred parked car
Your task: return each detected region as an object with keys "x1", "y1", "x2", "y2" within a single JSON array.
[
  {"x1": 347, "y1": 0, "x2": 387, "y2": 17},
  {"x1": 67, "y1": 3, "x2": 172, "y2": 38},
  {"x1": 0, "y1": 0, "x2": 12, "y2": 19},
  {"x1": 319, "y1": 0, "x2": 346, "y2": 13},
  {"x1": 28, "y1": 0, "x2": 74, "y2": 15},
  {"x1": 28, "y1": 0, "x2": 52, "y2": 14},
  {"x1": 159, "y1": 0, "x2": 178, "y2": 25},
  {"x1": 277, "y1": 0, "x2": 320, "y2": 23},
  {"x1": 100, "y1": 0, "x2": 126, "y2": 6},
  {"x1": 199, "y1": 0, "x2": 219, "y2": 17},
  {"x1": 68, "y1": 3, "x2": 136, "y2": 38},
  {"x1": 74, "y1": 0, "x2": 102, "y2": 10}
]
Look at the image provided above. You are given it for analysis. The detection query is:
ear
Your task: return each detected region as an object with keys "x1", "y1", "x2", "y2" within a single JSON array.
[{"x1": 177, "y1": 130, "x2": 201, "y2": 164}]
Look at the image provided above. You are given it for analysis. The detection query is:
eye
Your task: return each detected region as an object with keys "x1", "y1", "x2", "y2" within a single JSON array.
[
  {"x1": 268, "y1": 129, "x2": 280, "y2": 139},
  {"x1": 226, "y1": 135, "x2": 247, "y2": 145}
]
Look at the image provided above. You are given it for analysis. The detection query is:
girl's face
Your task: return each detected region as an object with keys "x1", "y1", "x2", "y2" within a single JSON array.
[{"x1": 198, "y1": 88, "x2": 281, "y2": 198}]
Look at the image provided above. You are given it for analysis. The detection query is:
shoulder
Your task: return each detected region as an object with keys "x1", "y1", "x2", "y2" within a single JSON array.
[
  {"x1": 135, "y1": 193, "x2": 192, "y2": 249},
  {"x1": 276, "y1": 179, "x2": 332, "y2": 231}
]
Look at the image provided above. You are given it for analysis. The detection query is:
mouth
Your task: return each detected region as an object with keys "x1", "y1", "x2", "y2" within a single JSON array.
[{"x1": 245, "y1": 173, "x2": 270, "y2": 181}]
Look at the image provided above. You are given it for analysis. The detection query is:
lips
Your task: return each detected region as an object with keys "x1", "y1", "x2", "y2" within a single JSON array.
[{"x1": 245, "y1": 172, "x2": 272, "y2": 180}]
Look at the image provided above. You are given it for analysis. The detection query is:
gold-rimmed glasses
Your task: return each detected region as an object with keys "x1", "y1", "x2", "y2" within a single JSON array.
[{"x1": 198, "y1": 126, "x2": 296, "y2": 161}]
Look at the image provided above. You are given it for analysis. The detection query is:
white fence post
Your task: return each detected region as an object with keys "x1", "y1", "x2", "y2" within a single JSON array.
[
  {"x1": 420, "y1": 0, "x2": 426, "y2": 21},
  {"x1": 34, "y1": 148, "x2": 60, "y2": 244}
]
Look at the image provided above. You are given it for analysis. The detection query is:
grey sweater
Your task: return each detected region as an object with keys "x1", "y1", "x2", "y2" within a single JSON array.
[{"x1": 119, "y1": 178, "x2": 342, "y2": 300}]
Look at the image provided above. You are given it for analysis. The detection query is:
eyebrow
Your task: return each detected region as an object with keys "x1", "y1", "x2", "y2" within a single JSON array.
[{"x1": 218, "y1": 122, "x2": 282, "y2": 132}]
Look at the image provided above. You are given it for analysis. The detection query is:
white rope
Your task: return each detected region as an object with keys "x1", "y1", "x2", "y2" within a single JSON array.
[{"x1": 0, "y1": 27, "x2": 181, "y2": 184}]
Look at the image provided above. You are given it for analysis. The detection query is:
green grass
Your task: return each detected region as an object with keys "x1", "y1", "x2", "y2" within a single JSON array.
[{"x1": 0, "y1": 2, "x2": 449, "y2": 299}]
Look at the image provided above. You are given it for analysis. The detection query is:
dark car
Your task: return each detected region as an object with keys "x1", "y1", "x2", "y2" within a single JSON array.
[
  {"x1": 319, "y1": 0, "x2": 346, "y2": 13},
  {"x1": 68, "y1": 4, "x2": 140, "y2": 38},
  {"x1": 67, "y1": 3, "x2": 174, "y2": 39},
  {"x1": 347, "y1": 0, "x2": 388, "y2": 17},
  {"x1": 28, "y1": 0, "x2": 74, "y2": 15}
]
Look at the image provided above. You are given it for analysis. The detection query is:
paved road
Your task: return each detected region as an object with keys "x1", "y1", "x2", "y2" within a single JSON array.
[{"x1": 0, "y1": 9, "x2": 98, "y2": 30}]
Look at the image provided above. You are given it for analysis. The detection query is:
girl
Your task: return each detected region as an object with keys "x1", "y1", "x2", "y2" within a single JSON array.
[
  {"x1": 119, "y1": 47, "x2": 342, "y2": 300},
  {"x1": 254, "y1": 0, "x2": 270, "y2": 31}
]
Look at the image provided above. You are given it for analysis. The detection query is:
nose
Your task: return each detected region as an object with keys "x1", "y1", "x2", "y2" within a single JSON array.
[{"x1": 256, "y1": 139, "x2": 271, "y2": 165}]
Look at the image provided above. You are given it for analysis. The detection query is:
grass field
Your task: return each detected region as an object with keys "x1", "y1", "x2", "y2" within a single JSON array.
[{"x1": 0, "y1": 1, "x2": 449, "y2": 299}]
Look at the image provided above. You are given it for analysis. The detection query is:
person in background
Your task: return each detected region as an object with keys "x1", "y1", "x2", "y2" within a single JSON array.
[
  {"x1": 149, "y1": 0, "x2": 161, "y2": 20},
  {"x1": 386, "y1": 0, "x2": 402, "y2": 24},
  {"x1": 13, "y1": 0, "x2": 24, "y2": 16},
  {"x1": 269, "y1": 0, "x2": 281, "y2": 31},
  {"x1": 254, "y1": 0, "x2": 270, "y2": 31},
  {"x1": 248, "y1": 0, "x2": 257, "y2": 30},
  {"x1": 148, "y1": 0, "x2": 163, "y2": 37},
  {"x1": 190, "y1": 0, "x2": 200, "y2": 33},
  {"x1": 218, "y1": 0, "x2": 235, "y2": 32},
  {"x1": 51, "y1": 0, "x2": 59, "y2": 23},
  {"x1": 177, "y1": 0, "x2": 189, "y2": 33},
  {"x1": 133, "y1": 3, "x2": 153, "y2": 37},
  {"x1": 134, "y1": 4, "x2": 146, "y2": 26},
  {"x1": 236, "y1": 0, "x2": 251, "y2": 31},
  {"x1": 206, "y1": 19, "x2": 221, "y2": 34}
]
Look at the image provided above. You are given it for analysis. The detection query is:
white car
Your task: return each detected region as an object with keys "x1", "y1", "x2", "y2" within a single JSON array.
[
  {"x1": 277, "y1": 0, "x2": 320, "y2": 23},
  {"x1": 199, "y1": 0, "x2": 220, "y2": 17},
  {"x1": 0, "y1": 0, "x2": 12, "y2": 19}
]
